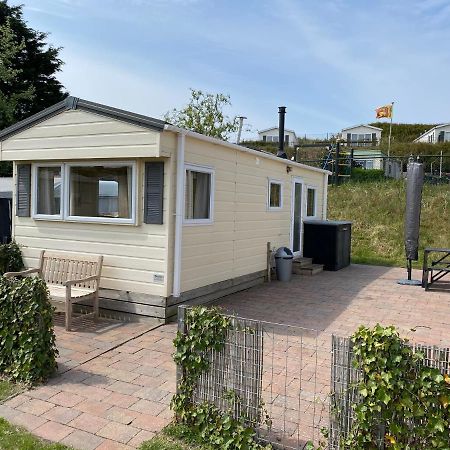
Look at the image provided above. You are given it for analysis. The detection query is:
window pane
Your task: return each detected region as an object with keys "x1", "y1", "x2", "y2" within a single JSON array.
[
  {"x1": 185, "y1": 170, "x2": 211, "y2": 220},
  {"x1": 36, "y1": 166, "x2": 61, "y2": 215},
  {"x1": 307, "y1": 188, "x2": 316, "y2": 216},
  {"x1": 269, "y1": 182, "x2": 281, "y2": 208},
  {"x1": 69, "y1": 165, "x2": 132, "y2": 218}
]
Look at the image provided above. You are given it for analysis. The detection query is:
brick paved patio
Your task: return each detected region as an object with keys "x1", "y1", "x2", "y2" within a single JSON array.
[{"x1": 0, "y1": 264, "x2": 448, "y2": 449}]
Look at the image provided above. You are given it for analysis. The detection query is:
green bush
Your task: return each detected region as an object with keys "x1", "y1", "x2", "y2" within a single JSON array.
[
  {"x1": 0, "y1": 276, "x2": 58, "y2": 383},
  {"x1": 350, "y1": 168, "x2": 385, "y2": 182},
  {"x1": 0, "y1": 241, "x2": 24, "y2": 275}
]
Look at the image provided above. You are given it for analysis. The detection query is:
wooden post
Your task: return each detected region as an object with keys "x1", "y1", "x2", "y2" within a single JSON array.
[
  {"x1": 266, "y1": 242, "x2": 272, "y2": 282},
  {"x1": 176, "y1": 305, "x2": 187, "y2": 394}
]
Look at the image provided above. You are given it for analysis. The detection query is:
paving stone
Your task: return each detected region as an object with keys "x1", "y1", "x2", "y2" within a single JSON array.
[
  {"x1": 17, "y1": 398, "x2": 55, "y2": 416},
  {"x1": 128, "y1": 429, "x2": 156, "y2": 447},
  {"x1": 61, "y1": 429, "x2": 105, "y2": 450},
  {"x1": 68, "y1": 412, "x2": 110, "y2": 434},
  {"x1": 43, "y1": 405, "x2": 82, "y2": 424},
  {"x1": 105, "y1": 406, "x2": 139, "y2": 425},
  {"x1": 34, "y1": 421, "x2": 73, "y2": 441},
  {"x1": 11, "y1": 412, "x2": 47, "y2": 431},
  {"x1": 49, "y1": 391, "x2": 84, "y2": 407},
  {"x1": 97, "y1": 421, "x2": 139, "y2": 444},
  {"x1": 131, "y1": 412, "x2": 170, "y2": 432}
]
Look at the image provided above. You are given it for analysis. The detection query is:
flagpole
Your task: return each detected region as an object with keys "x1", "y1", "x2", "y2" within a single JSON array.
[{"x1": 388, "y1": 101, "x2": 394, "y2": 160}]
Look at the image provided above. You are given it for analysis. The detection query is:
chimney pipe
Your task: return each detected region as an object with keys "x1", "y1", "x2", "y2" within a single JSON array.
[{"x1": 277, "y1": 106, "x2": 287, "y2": 159}]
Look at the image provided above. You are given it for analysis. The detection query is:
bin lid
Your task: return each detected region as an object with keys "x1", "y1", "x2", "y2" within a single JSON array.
[
  {"x1": 303, "y1": 220, "x2": 352, "y2": 226},
  {"x1": 275, "y1": 247, "x2": 293, "y2": 259}
]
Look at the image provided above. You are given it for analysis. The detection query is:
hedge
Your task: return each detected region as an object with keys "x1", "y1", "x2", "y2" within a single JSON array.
[
  {"x1": 351, "y1": 168, "x2": 386, "y2": 182},
  {"x1": 0, "y1": 276, "x2": 58, "y2": 383},
  {"x1": 0, "y1": 241, "x2": 23, "y2": 275}
]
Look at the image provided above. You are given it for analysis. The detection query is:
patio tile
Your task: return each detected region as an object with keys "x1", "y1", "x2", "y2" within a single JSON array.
[
  {"x1": 128, "y1": 399, "x2": 167, "y2": 416},
  {"x1": 34, "y1": 421, "x2": 74, "y2": 441},
  {"x1": 105, "y1": 406, "x2": 139, "y2": 425},
  {"x1": 131, "y1": 412, "x2": 170, "y2": 432},
  {"x1": 128, "y1": 430, "x2": 156, "y2": 447},
  {"x1": 17, "y1": 398, "x2": 55, "y2": 416},
  {"x1": 97, "y1": 421, "x2": 139, "y2": 444},
  {"x1": 95, "y1": 440, "x2": 134, "y2": 450},
  {"x1": 74, "y1": 399, "x2": 112, "y2": 417},
  {"x1": 49, "y1": 391, "x2": 84, "y2": 407},
  {"x1": 43, "y1": 405, "x2": 82, "y2": 424},
  {"x1": 68, "y1": 412, "x2": 110, "y2": 434},
  {"x1": 61, "y1": 429, "x2": 105, "y2": 450},
  {"x1": 11, "y1": 412, "x2": 48, "y2": 431}
]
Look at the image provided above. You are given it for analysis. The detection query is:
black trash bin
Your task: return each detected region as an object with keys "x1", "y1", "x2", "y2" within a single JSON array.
[{"x1": 275, "y1": 247, "x2": 293, "y2": 282}]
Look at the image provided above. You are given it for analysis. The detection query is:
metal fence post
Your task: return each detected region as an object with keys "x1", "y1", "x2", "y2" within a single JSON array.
[{"x1": 176, "y1": 305, "x2": 187, "y2": 394}]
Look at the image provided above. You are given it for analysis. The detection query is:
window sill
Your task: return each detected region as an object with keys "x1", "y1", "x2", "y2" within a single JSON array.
[
  {"x1": 33, "y1": 216, "x2": 138, "y2": 226},
  {"x1": 183, "y1": 219, "x2": 214, "y2": 226}
]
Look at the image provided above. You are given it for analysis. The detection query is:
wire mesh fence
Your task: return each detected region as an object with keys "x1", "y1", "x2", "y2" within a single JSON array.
[
  {"x1": 329, "y1": 335, "x2": 450, "y2": 449},
  {"x1": 178, "y1": 306, "x2": 330, "y2": 449}
]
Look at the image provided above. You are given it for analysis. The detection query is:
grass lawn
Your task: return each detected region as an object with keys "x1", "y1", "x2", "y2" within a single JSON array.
[
  {"x1": 140, "y1": 424, "x2": 209, "y2": 450},
  {"x1": 0, "y1": 418, "x2": 71, "y2": 450},
  {"x1": 328, "y1": 179, "x2": 450, "y2": 268},
  {"x1": 0, "y1": 380, "x2": 21, "y2": 402}
]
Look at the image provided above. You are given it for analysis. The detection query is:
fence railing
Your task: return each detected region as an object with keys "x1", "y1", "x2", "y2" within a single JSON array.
[{"x1": 329, "y1": 335, "x2": 450, "y2": 449}]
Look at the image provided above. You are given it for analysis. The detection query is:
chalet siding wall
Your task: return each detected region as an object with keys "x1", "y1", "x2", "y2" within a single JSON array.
[
  {"x1": 1, "y1": 110, "x2": 162, "y2": 161},
  {"x1": 179, "y1": 135, "x2": 326, "y2": 293},
  {"x1": 12, "y1": 158, "x2": 172, "y2": 298}
]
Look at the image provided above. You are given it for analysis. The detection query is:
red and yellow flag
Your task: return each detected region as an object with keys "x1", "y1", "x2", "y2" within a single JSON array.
[{"x1": 375, "y1": 104, "x2": 393, "y2": 119}]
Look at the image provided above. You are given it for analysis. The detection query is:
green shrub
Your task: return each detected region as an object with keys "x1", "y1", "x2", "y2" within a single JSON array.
[
  {"x1": 0, "y1": 276, "x2": 58, "y2": 383},
  {"x1": 350, "y1": 168, "x2": 385, "y2": 182},
  {"x1": 0, "y1": 241, "x2": 24, "y2": 275}
]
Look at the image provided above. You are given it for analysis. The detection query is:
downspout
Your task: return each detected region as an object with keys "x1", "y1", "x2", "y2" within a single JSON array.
[{"x1": 172, "y1": 132, "x2": 185, "y2": 297}]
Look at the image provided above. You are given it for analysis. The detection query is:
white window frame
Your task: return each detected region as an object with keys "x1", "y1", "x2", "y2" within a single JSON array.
[
  {"x1": 267, "y1": 178, "x2": 283, "y2": 211},
  {"x1": 32, "y1": 163, "x2": 64, "y2": 221},
  {"x1": 183, "y1": 163, "x2": 215, "y2": 226},
  {"x1": 305, "y1": 185, "x2": 318, "y2": 218},
  {"x1": 31, "y1": 161, "x2": 137, "y2": 225},
  {"x1": 64, "y1": 161, "x2": 137, "y2": 225}
]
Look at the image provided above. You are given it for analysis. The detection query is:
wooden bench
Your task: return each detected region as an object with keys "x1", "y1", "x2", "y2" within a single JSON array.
[
  {"x1": 422, "y1": 247, "x2": 450, "y2": 290},
  {"x1": 5, "y1": 251, "x2": 103, "y2": 331}
]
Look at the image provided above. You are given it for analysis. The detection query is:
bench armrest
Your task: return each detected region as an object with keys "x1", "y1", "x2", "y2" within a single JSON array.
[
  {"x1": 3, "y1": 268, "x2": 40, "y2": 278},
  {"x1": 64, "y1": 275, "x2": 99, "y2": 287}
]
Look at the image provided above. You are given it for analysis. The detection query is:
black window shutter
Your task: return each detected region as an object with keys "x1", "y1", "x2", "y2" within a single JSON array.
[
  {"x1": 16, "y1": 164, "x2": 31, "y2": 217},
  {"x1": 262, "y1": 135, "x2": 266, "y2": 142},
  {"x1": 144, "y1": 162, "x2": 164, "y2": 224},
  {"x1": 372, "y1": 132, "x2": 377, "y2": 144},
  {"x1": 438, "y1": 131, "x2": 444, "y2": 142},
  {"x1": 346, "y1": 133, "x2": 351, "y2": 145}
]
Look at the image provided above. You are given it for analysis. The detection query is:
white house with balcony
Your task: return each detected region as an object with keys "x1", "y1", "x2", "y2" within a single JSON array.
[
  {"x1": 258, "y1": 127, "x2": 297, "y2": 147},
  {"x1": 413, "y1": 124, "x2": 450, "y2": 143},
  {"x1": 341, "y1": 124, "x2": 382, "y2": 147}
]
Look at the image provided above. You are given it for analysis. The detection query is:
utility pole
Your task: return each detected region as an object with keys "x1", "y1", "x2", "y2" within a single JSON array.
[{"x1": 236, "y1": 116, "x2": 247, "y2": 144}]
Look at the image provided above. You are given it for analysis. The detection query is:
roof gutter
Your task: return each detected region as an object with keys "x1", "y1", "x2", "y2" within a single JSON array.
[{"x1": 164, "y1": 124, "x2": 331, "y2": 175}]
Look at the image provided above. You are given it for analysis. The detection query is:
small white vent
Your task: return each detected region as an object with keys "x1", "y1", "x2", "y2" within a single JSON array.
[{"x1": 153, "y1": 273, "x2": 165, "y2": 284}]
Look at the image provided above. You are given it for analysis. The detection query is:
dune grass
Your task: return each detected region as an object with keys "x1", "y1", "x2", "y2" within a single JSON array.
[{"x1": 327, "y1": 180, "x2": 450, "y2": 268}]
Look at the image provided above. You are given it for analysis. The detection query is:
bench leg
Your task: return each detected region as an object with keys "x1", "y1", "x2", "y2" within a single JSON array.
[
  {"x1": 93, "y1": 291, "x2": 99, "y2": 320},
  {"x1": 65, "y1": 299, "x2": 72, "y2": 331}
]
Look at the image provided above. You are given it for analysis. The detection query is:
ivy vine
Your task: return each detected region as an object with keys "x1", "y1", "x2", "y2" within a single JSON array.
[
  {"x1": 171, "y1": 306, "x2": 271, "y2": 450},
  {"x1": 347, "y1": 324, "x2": 450, "y2": 449}
]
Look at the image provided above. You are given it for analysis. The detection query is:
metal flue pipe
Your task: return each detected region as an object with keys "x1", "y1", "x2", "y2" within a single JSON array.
[{"x1": 277, "y1": 106, "x2": 288, "y2": 159}]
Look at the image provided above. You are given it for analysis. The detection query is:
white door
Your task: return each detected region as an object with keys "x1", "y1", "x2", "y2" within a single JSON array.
[{"x1": 291, "y1": 178, "x2": 303, "y2": 255}]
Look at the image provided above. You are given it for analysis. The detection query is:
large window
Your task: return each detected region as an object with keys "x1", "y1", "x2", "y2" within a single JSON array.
[
  {"x1": 68, "y1": 165, "x2": 132, "y2": 220},
  {"x1": 268, "y1": 179, "x2": 283, "y2": 210},
  {"x1": 32, "y1": 162, "x2": 136, "y2": 224},
  {"x1": 306, "y1": 187, "x2": 317, "y2": 217},
  {"x1": 35, "y1": 165, "x2": 62, "y2": 217},
  {"x1": 351, "y1": 133, "x2": 373, "y2": 147},
  {"x1": 184, "y1": 165, "x2": 214, "y2": 224}
]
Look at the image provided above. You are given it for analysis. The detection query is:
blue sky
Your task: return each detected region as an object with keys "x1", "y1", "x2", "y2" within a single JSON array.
[{"x1": 10, "y1": 0, "x2": 450, "y2": 140}]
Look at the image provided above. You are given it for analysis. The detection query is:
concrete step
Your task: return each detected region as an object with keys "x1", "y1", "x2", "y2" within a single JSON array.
[
  {"x1": 295, "y1": 263, "x2": 324, "y2": 276},
  {"x1": 292, "y1": 257, "x2": 313, "y2": 267}
]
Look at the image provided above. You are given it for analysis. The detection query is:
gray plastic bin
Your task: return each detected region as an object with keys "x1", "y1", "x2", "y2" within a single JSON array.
[{"x1": 275, "y1": 247, "x2": 293, "y2": 282}]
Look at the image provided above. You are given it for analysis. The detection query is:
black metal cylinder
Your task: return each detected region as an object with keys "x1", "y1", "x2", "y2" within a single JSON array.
[{"x1": 278, "y1": 106, "x2": 287, "y2": 159}]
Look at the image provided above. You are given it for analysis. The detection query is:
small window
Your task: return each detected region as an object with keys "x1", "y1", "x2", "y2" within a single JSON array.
[
  {"x1": 306, "y1": 187, "x2": 317, "y2": 217},
  {"x1": 185, "y1": 165, "x2": 214, "y2": 223},
  {"x1": 35, "y1": 165, "x2": 62, "y2": 217},
  {"x1": 268, "y1": 180, "x2": 283, "y2": 210}
]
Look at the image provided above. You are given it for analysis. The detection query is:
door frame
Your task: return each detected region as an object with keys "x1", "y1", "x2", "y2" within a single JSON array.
[{"x1": 290, "y1": 176, "x2": 304, "y2": 256}]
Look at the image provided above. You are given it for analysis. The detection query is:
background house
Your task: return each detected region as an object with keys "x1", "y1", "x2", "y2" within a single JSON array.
[
  {"x1": 413, "y1": 123, "x2": 450, "y2": 143},
  {"x1": 0, "y1": 97, "x2": 329, "y2": 323},
  {"x1": 352, "y1": 149, "x2": 385, "y2": 170},
  {"x1": 341, "y1": 124, "x2": 382, "y2": 146},
  {"x1": 258, "y1": 127, "x2": 297, "y2": 147}
]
